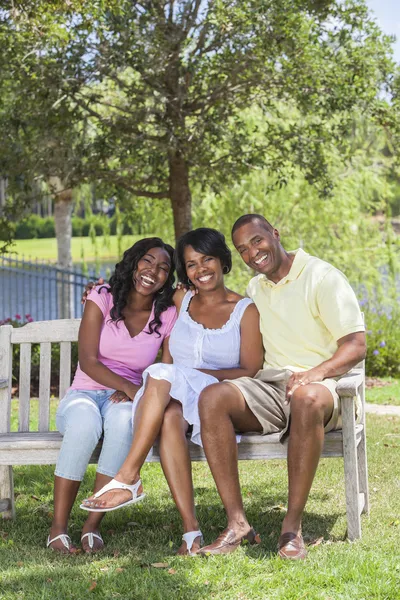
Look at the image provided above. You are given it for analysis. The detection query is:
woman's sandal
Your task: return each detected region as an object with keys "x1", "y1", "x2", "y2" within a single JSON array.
[
  {"x1": 180, "y1": 530, "x2": 203, "y2": 556},
  {"x1": 81, "y1": 532, "x2": 104, "y2": 553},
  {"x1": 80, "y1": 478, "x2": 146, "y2": 513},
  {"x1": 46, "y1": 533, "x2": 75, "y2": 553}
]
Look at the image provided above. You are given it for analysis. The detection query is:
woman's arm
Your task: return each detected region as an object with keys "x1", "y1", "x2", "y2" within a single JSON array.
[
  {"x1": 160, "y1": 336, "x2": 173, "y2": 364},
  {"x1": 199, "y1": 303, "x2": 263, "y2": 381},
  {"x1": 78, "y1": 301, "x2": 140, "y2": 399}
]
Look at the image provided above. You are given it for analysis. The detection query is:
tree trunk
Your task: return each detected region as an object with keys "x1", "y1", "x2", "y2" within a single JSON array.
[
  {"x1": 49, "y1": 177, "x2": 74, "y2": 319},
  {"x1": 168, "y1": 151, "x2": 192, "y2": 241}
]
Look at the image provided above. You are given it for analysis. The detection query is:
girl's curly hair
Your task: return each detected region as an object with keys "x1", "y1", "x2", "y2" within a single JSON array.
[{"x1": 102, "y1": 237, "x2": 175, "y2": 337}]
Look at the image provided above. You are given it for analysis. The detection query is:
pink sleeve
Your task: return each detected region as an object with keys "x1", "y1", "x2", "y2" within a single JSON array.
[
  {"x1": 87, "y1": 286, "x2": 112, "y2": 317},
  {"x1": 163, "y1": 306, "x2": 177, "y2": 338}
]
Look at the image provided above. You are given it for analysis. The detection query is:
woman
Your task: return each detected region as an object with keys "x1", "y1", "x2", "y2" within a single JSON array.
[
  {"x1": 47, "y1": 238, "x2": 177, "y2": 553},
  {"x1": 82, "y1": 228, "x2": 263, "y2": 555}
]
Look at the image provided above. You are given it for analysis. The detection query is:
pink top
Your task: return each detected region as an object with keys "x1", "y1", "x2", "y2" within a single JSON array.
[{"x1": 71, "y1": 286, "x2": 177, "y2": 391}]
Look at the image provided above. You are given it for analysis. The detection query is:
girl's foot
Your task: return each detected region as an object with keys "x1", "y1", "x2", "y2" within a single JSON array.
[
  {"x1": 47, "y1": 527, "x2": 77, "y2": 554},
  {"x1": 177, "y1": 530, "x2": 203, "y2": 555},
  {"x1": 81, "y1": 529, "x2": 104, "y2": 553}
]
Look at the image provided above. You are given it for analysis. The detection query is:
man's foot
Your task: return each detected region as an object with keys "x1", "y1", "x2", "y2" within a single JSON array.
[
  {"x1": 278, "y1": 532, "x2": 307, "y2": 560},
  {"x1": 198, "y1": 526, "x2": 258, "y2": 556},
  {"x1": 81, "y1": 478, "x2": 144, "y2": 512},
  {"x1": 46, "y1": 528, "x2": 77, "y2": 554},
  {"x1": 81, "y1": 530, "x2": 104, "y2": 554},
  {"x1": 177, "y1": 530, "x2": 203, "y2": 556}
]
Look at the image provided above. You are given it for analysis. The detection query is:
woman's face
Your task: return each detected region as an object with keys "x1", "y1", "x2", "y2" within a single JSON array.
[
  {"x1": 133, "y1": 246, "x2": 171, "y2": 296},
  {"x1": 183, "y1": 245, "x2": 224, "y2": 291}
]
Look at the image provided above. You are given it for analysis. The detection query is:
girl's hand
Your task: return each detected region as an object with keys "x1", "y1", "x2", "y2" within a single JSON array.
[{"x1": 109, "y1": 390, "x2": 132, "y2": 403}]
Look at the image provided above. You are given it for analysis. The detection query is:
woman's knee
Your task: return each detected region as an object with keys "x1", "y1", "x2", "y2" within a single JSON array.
[
  {"x1": 160, "y1": 401, "x2": 186, "y2": 434},
  {"x1": 58, "y1": 401, "x2": 103, "y2": 439},
  {"x1": 198, "y1": 383, "x2": 232, "y2": 420}
]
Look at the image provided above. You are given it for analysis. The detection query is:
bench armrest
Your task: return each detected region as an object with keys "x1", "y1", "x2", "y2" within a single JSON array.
[{"x1": 336, "y1": 371, "x2": 364, "y2": 398}]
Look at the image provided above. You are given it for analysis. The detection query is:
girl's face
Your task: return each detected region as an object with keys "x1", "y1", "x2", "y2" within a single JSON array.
[
  {"x1": 133, "y1": 246, "x2": 171, "y2": 296},
  {"x1": 183, "y1": 245, "x2": 224, "y2": 291}
]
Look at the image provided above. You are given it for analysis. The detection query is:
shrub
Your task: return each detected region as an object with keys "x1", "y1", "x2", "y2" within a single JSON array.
[{"x1": 364, "y1": 303, "x2": 400, "y2": 378}]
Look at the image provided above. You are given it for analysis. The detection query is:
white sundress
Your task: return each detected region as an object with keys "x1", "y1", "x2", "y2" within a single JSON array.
[{"x1": 131, "y1": 291, "x2": 253, "y2": 446}]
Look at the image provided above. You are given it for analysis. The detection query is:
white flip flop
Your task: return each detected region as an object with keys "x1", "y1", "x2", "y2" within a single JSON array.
[
  {"x1": 46, "y1": 533, "x2": 73, "y2": 552},
  {"x1": 181, "y1": 530, "x2": 203, "y2": 555},
  {"x1": 81, "y1": 531, "x2": 104, "y2": 552},
  {"x1": 79, "y1": 478, "x2": 146, "y2": 512}
]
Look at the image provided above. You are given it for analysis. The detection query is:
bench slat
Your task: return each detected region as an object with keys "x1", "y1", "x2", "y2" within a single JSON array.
[
  {"x1": 11, "y1": 320, "x2": 81, "y2": 344},
  {"x1": 18, "y1": 343, "x2": 31, "y2": 432},
  {"x1": 59, "y1": 342, "x2": 71, "y2": 400},
  {"x1": 0, "y1": 427, "x2": 363, "y2": 466},
  {"x1": 38, "y1": 343, "x2": 51, "y2": 432},
  {"x1": 0, "y1": 325, "x2": 12, "y2": 434}
]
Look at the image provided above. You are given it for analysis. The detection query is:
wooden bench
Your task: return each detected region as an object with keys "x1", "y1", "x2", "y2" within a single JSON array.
[{"x1": 0, "y1": 319, "x2": 369, "y2": 539}]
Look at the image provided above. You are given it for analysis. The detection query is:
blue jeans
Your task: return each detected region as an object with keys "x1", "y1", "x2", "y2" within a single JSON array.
[{"x1": 55, "y1": 389, "x2": 133, "y2": 481}]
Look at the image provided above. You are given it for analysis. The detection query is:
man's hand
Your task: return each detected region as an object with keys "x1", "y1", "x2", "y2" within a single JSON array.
[
  {"x1": 81, "y1": 277, "x2": 105, "y2": 304},
  {"x1": 285, "y1": 366, "x2": 327, "y2": 403}
]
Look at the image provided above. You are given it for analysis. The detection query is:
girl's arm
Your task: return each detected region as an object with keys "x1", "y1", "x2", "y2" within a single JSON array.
[
  {"x1": 78, "y1": 301, "x2": 140, "y2": 399},
  {"x1": 198, "y1": 304, "x2": 263, "y2": 381}
]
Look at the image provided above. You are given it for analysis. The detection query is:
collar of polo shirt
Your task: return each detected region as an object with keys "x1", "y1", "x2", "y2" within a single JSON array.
[{"x1": 261, "y1": 248, "x2": 310, "y2": 287}]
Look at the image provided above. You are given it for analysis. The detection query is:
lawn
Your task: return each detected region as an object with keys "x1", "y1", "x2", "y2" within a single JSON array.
[
  {"x1": 366, "y1": 378, "x2": 400, "y2": 406},
  {"x1": 1, "y1": 407, "x2": 399, "y2": 600},
  {"x1": 7, "y1": 235, "x2": 149, "y2": 263}
]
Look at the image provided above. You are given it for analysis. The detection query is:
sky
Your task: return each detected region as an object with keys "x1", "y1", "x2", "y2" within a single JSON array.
[{"x1": 366, "y1": 0, "x2": 400, "y2": 63}]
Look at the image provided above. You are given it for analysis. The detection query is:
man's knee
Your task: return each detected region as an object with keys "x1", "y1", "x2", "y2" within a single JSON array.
[{"x1": 290, "y1": 386, "x2": 332, "y2": 421}]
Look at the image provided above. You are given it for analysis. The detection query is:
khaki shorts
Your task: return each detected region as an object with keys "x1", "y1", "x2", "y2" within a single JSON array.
[{"x1": 226, "y1": 368, "x2": 341, "y2": 442}]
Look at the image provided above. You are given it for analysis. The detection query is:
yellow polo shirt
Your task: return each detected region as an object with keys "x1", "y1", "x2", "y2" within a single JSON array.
[{"x1": 246, "y1": 249, "x2": 365, "y2": 372}]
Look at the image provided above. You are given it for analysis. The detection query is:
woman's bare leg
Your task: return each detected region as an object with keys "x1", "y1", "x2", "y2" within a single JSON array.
[
  {"x1": 83, "y1": 376, "x2": 172, "y2": 509},
  {"x1": 48, "y1": 476, "x2": 80, "y2": 553},
  {"x1": 159, "y1": 401, "x2": 201, "y2": 554}
]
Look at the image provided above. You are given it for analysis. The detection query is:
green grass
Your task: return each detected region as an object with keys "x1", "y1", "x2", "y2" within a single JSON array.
[
  {"x1": 6, "y1": 235, "x2": 147, "y2": 263},
  {"x1": 366, "y1": 378, "x2": 400, "y2": 406},
  {"x1": 1, "y1": 409, "x2": 400, "y2": 599}
]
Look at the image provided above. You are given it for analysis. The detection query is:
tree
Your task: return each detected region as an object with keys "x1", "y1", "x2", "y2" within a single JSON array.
[{"x1": 1, "y1": 0, "x2": 398, "y2": 241}]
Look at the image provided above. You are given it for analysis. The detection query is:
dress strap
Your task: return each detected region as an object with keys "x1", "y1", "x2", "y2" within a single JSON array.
[
  {"x1": 231, "y1": 297, "x2": 254, "y2": 325},
  {"x1": 179, "y1": 291, "x2": 193, "y2": 315}
]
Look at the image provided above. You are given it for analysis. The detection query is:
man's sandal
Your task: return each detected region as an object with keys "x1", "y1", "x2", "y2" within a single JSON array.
[
  {"x1": 180, "y1": 530, "x2": 203, "y2": 556},
  {"x1": 81, "y1": 532, "x2": 104, "y2": 553},
  {"x1": 46, "y1": 533, "x2": 75, "y2": 553},
  {"x1": 80, "y1": 478, "x2": 146, "y2": 513}
]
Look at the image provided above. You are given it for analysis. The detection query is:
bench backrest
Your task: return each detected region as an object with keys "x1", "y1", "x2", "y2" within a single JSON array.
[{"x1": 0, "y1": 320, "x2": 80, "y2": 435}]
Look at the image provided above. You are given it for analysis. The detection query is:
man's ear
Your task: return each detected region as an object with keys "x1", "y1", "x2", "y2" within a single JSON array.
[{"x1": 273, "y1": 228, "x2": 280, "y2": 240}]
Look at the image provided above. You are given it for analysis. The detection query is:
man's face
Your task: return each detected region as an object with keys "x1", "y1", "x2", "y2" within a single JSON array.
[{"x1": 232, "y1": 221, "x2": 281, "y2": 278}]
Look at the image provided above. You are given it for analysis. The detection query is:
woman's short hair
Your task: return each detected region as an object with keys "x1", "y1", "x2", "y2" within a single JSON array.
[
  {"x1": 175, "y1": 228, "x2": 232, "y2": 285},
  {"x1": 106, "y1": 237, "x2": 175, "y2": 336}
]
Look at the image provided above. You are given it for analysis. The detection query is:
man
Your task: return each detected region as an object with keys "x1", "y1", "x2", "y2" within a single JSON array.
[{"x1": 198, "y1": 214, "x2": 366, "y2": 560}]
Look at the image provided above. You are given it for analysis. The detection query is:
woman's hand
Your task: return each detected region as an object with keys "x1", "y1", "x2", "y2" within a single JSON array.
[
  {"x1": 176, "y1": 281, "x2": 198, "y2": 295},
  {"x1": 81, "y1": 278, "x2": 105, "y2": 304}
]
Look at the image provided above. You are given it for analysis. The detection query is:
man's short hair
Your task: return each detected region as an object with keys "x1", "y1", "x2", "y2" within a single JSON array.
[{"x1": 231, "y1": 214, "x2": 274, "y2": 237}]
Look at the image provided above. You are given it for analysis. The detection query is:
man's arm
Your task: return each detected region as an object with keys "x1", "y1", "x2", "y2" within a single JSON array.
[{"x1": 286, "y1": 331, "x2": 366, "y2": 400}]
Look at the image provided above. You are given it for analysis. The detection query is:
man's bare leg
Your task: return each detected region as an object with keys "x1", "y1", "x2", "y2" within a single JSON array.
[
  {"x1": 159, "y1": 401, "x2": 201, "y2": 554},
  {"x1": 282, "y1": 384, "x2": 334, "y2": 538},
  {"x1": 198, "y1": 382, "x2": 262, "y2": 552},
  {"x1": 83, "y1": 376, "x2": 172, "y2": 509}
]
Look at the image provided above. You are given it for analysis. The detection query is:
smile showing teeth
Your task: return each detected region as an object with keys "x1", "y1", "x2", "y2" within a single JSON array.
[
  {"x1": 141, "y1": 275, "x2": 155, "y2": 287},
  {"x1": 255, "y1": 254, "x2": 268, "y2": 265},
  {"x1": 198, "y1": 274, "x2": 213, "y2": 283}
]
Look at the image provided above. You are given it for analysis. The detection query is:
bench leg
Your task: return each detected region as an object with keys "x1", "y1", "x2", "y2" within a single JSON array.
[
  {"x1": 342, "y1": 397, "x2": 361, "y2": 540},
  {"x1": 0, "y1": 466, "x2": 16, "y2": 520}
]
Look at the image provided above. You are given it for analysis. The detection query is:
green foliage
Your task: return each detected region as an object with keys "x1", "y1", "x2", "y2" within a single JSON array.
[
  {"x1": 14, "y1": 215, "x2": 56, "y2": 239},
  {"x1": 0, "y1": 1, "x2": 399, "y2": 240},
  {"x1": 364, "y1": 305, "x2": 400, "y2": 378}
]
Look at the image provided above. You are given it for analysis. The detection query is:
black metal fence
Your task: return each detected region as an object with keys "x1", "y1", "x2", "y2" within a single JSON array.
[{"x1": 0, "y1": 255, "x2": 99, "y2": 321}]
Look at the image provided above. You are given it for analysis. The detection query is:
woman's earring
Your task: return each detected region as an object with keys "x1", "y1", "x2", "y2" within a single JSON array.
[{"x1": 223, "y1": 266, "x2": 229, "y2": 274}]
